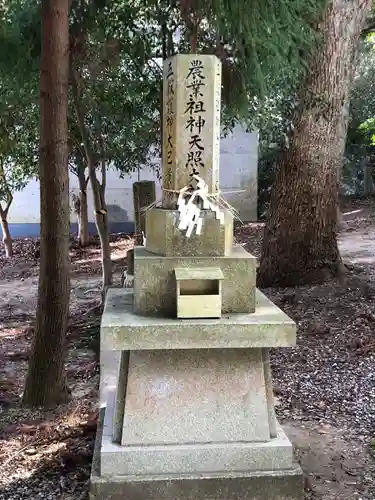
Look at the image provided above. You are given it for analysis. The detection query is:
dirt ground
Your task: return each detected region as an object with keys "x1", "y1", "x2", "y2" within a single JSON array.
[{"x1": 0, "y1": 200, "x2": 374, "y2": 499}]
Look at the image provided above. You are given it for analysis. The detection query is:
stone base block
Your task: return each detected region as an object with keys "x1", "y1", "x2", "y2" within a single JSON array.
[
  {"x1": 90, "y1": 470, "x2": 303, "y2": 500},
  {"x1": 145, "y1": 208, "x2": 234, "y2": 257},
  {"x1": 101, "y1": 388, "x2": 294, "y2": 476},
  {"x1": 91, "y1": 410, "x2": 303, "y2": 500},
  {"x1": 133, "y1": 245, "x2": 256, "y2": 316},
  {"x1": 101, "y1": 430, "x2": 295, "y2": 477}
]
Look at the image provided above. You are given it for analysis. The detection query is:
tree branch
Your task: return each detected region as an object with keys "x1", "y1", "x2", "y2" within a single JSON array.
[
  {"x1": 70, "y1": 66, "x2": 96, "y2": 172},
  {"x1": 361, "y1": 15, "x2": 375, "y2": 35},
  {"x1": 362, "y1": 22, "x2": 375, "y2": 35},
  {"x1": 95, "y1": 114, "x2": 106, "y2": 192}
]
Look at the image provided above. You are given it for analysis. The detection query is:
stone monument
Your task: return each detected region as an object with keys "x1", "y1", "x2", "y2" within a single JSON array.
[{"x1": 90, "y1": 54, "x2": 303, "y2": 500}]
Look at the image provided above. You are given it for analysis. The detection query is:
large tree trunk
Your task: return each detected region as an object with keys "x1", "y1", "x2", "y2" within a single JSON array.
[
  {"x1": 23, "y1": 0, "x2": 70, "y2": 407},
  {"x1": 258, "y1": 0, "x2": 371, "y2": 287}
]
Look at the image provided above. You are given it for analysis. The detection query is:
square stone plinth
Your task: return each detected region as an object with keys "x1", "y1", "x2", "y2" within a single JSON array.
[
  {"x1": 119, "y1": 348, "x2": 270, "y2": 446},
  {"x1": 146, "y1": 208, "x2": 233, "y2": 257},
  {"x1": 102, "y1": 388, "x2": 293, "y2": 476},
  {"x1": 91, "y1": 470, "x2": 303, "y2": 500},
  {"x1": 91, "y1": 408, "x2": 303, "y2": 500},
  {"x1": 101, "y1": 288, "x2": 296, "y2": 351},
  {"x1": 133, "y1": 245, "x2": 256, "y2": 316}
]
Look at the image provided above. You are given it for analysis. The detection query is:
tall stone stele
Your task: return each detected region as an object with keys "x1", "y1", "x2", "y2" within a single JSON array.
[{"x1": 91, "y1": 54, "x2": 303, "y2": 500}]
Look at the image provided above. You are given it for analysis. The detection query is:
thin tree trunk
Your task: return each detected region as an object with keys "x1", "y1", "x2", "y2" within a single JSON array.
[
  {"x1": 371, "y1": 168, "x2": 375, "y2": 193},
  {"x1": 77, "y1": 169, "x2": 89, "y2": 246},
  {"x1": 133, "y1": 181, "x2": 156, "y2": 245},
  {"x1": 23, "y1": 0, "x2": 70, "y2": 407},
  {"x1": 258, "y1": 0, "x2": 372, "y2": 287},
  {"x1": 368, "y1": 153, "x2": 375, "y2": 194},
  {"x1": 91, "y1": 170, "x2": 112, "y2": 290},
  {"x1": 78, "y1": 187, "x2": 89, "y2": 245},
  {"x1": 73, "y1": 151, "x2": 89, "y2": 246},
  {"x1": 337, "y1": 43, "x2": 359, "y2": 230},
  {"x1": 70, "y1": 68, "x2": 112, "y2": 291},
  {"x1": 0, "y1": 216, "x2": 13, "y2": 257},
  {"x1": 0, "y1": 164, "x2": 13, "y2": 257},
  {"x1": 96, "y1": 125, "x2": 112, "y2": 290}
]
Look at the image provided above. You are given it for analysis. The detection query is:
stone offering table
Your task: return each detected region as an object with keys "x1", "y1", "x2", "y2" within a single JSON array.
[{"x1": 90, "y1": 53, "x2": 303, "y2": 500}]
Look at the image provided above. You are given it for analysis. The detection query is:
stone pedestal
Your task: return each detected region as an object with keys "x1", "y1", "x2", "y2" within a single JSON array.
[
  {"x1": 91, "y1": 289, "x2": 303, "y2": 499},
  {"x1": 91, "y1": 52, "x2": 303, "y2": 500},
  {"x1": 91, "y1": 408, "x2": 303, "y2": 500}
]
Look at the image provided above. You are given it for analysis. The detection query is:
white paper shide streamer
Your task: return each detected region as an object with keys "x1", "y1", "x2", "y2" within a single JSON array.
[{"x1": 177, "y1": 175, "x2": 224, "y2": 238}]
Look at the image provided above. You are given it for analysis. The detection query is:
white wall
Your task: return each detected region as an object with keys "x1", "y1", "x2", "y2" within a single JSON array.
[{"x1": 8, "y1": 126, "x2": 258, "y2": 226}]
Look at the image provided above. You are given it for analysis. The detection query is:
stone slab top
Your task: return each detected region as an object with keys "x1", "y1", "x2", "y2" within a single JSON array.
[
  {"x1": 174, "y1": 267, "x2": 224, "y2": 281},
  {"x1": 101, "y1": 288, "x2": 296, "y2": 351},
  {"x1": 136, "y1": 244, "x2": 255, "y2": 261}
]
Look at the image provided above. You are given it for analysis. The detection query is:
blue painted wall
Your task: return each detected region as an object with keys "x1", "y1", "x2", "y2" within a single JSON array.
[
  {"x1": 5, "y1": 127, "x2": 259, "y2": 239},
  {"x1": 6, "y1": 222, "x2": 135, "y2": 239}
]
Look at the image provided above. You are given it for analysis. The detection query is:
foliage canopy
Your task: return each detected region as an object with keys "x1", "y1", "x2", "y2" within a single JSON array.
[{"x1": 0, "y1": 0, "x2": 325, "y2": 152}]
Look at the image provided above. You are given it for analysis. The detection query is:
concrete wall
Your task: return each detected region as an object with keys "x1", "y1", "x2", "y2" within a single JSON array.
[{"x1": 6, "y1": 126, "x2": 258, "y2": 238}]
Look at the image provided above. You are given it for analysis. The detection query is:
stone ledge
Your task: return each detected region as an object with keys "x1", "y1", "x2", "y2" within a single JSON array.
[
  {"x1": 101, "y1": 399, "x2": 294, "y2": 476},
  {"x1": 90, "y1": 470, "x2": 304, "y2": 500},
  {"x1": 101, "y1": 437, "x2": 295, "y2": 477},
  {"x1": 101, "y1": 288, "x2": 296, "y2": 351},
  {"x1": 91, "y1": 411, "x2": 303, "y2": 500}
]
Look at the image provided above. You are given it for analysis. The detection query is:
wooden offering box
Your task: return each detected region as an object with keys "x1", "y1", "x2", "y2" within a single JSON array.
[{"x1": 174, "y1": 267, "x2": 223, "y2": 319}]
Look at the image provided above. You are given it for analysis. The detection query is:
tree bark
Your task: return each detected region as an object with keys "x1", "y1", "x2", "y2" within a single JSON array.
[
  {"x1": 91, "y1": 169, "x2": 112, "y2": 290},
  {"x1": 132, "y1": 181, "x2": 156, "y2": 245},
  {"x1": 0, "y1": 163, "x2": 14, "y2": 257},
  {"x1": 258, "y1": 0, "x2": 372, "y2": 287},
  {"x1": 96, "y1": 125, "x2": 112, "y2": 290},
  {"x1": 23, "y1": 0, "x2": 70, "y2": 407},
  {"x1": 78, "y1": 189, "x2": 89, "y2": 244},
  {"x1": 337, "y1": 43, "x2": 360, "y2": 230},
  {"x1": 72, "y1": 150, "x2": 90, "y2": 246},
  {"x1": 371, "y1": 166, "x2": 375, "y2": 194},
  {"x1": 366, "y1": 152, "x2": 375, "y2": 195},
  {"x1": 77, "y1": 167, "x2": 89, "y2": 246},
  {"x1": 0, "y1": 217, "x2": 13, "y2": 257},
  {"x1": 78, "y1": 187, "x2": 89, "y2": 245}
]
